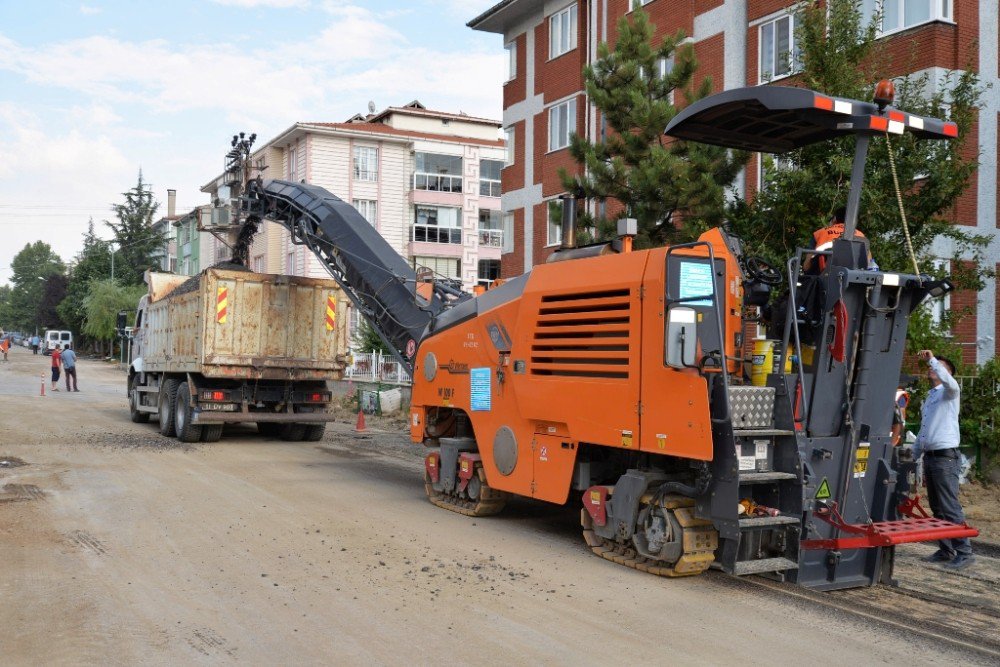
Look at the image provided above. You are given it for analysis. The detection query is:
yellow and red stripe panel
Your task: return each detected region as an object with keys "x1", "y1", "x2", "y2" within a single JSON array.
[
  {"x1": 325, "y1": 294, "x2": 336, "y2": 332},
  {"x1": 217, "y1": 286, "x2": 228, "y2": 324}
]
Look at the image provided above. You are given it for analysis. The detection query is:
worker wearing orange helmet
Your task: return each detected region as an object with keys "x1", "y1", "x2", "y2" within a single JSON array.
[{"x1": 804, "y1": 207, "x2": 879, "y2": 274}]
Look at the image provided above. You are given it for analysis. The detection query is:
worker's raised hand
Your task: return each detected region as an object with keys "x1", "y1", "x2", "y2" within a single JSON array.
[{"x1": 917, "y1": 350, "x2": 934, "y2": 362}]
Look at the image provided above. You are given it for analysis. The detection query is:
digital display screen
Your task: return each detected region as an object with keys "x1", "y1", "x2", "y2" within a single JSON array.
[{"x1": 678, "y1": 260, "x2": 714, "y2": 307}]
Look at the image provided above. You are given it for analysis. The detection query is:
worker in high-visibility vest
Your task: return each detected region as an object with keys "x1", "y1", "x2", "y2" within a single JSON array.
[{"x1": 803, "y1": 207, "x2": 879, "y2": 274}]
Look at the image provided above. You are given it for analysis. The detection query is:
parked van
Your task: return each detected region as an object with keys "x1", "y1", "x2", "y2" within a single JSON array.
[{"x1": 44, "y1": 330, "x2": 73, "y2": 355}]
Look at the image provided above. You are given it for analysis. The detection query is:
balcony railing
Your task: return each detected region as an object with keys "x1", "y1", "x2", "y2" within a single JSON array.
[
  {"x1": 412, "y1": 224, "x2": 462, "y2": 244},
  {"x1": 413, "y1": 172, "x2": 463, "y2": 193},
  {"x1": 478, "y1": 229, "x2": 503, "y2": 248},
  {"x1": 479, "y1": 180, "x2": 501, "y2": 197}
]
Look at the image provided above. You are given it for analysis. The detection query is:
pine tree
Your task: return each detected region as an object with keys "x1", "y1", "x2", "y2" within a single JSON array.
[
  {"x1": 58, "y1": 219, "x2": 114, "y2": 336},
  {"x1": 560, "y1": 4, "x2": 744, "y2": 247},
  {"x1": 106, "y1": 171, "x2": 164, "y2": 286}
]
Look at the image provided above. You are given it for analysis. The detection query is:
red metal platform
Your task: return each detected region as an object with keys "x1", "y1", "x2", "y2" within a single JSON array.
[{"x1": 800, "y1": 497, "x2": 979, "y2": 551}]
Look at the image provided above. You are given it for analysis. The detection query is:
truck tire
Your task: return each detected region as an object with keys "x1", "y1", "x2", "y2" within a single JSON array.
[
  {"x1": 257, "y1": 422, "x2": 282, "y2": 437},
  {"x1": 302, "y1": 424, "x2": 326, "y2": 442},
  {"x1": 280, "y1": 423, "x2": 308, "y2": 441},
  {"x1": 174, "y1": 382, "x2": 203, "y2": 443},
  {"x1": 158, "y1": 379, "x2": 179, "y2": 437},
  {"x1": 201, "y1": 424, "x2": 224, "y2": 442},
  {"x1": 129, "y1": 375, "x2": 150, "y2": 423}
]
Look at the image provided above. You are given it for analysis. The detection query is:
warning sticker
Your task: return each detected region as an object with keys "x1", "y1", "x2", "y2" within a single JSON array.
[
  {"x1": 738, "y1": 456, "x2": 756, "y2": 471},
  {"x1": 815, "y1": 478, "x2": 832, "y2": 500},
  {"x1": 853, "y1": 442, "x2": 871, "y2": 478},
  {"x1": 470, "y1": 368, "x2": 491, "y2": 411},
  {"x1": 656, "y1": 434, "x2": 667, "y2": 450},
  {"x1": 621, "y1": 430, "x2": 633, "y2": 448}
]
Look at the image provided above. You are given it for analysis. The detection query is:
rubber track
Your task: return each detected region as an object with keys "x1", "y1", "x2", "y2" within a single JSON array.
[
  {"x1": 425, "y1": 467, "x2": 508, "y2": 517},
  {"x1": 581, "y1": 496, "x2": 718, "y2": 578}
]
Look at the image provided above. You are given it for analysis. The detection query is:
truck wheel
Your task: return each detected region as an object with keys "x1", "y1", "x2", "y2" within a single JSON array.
[
  {"x1": 174, "y1": 382, "x2": 204, "y2": 443},
  {"x1": 201, "y1": 424, "x2": 224, "y2": 442},
  {"x1": 129, "y1": 376, "x2": 150, "y2": 423},
  {"x1": 257, "y1": 422, "x2": 282, "y2": 437},
  {"x1": 280, "y1": 423, "x2": 308, "y2": 441},
  {"x1": 302, "y1": 424, "x2": 326, "y2": 442},
  {"x1": 158, "y1": 379, "x2": 179, "y2": 437}
]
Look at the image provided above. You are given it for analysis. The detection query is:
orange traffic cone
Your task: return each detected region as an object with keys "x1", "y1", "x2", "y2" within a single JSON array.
[{"x1": 354, "y1": 409, "x2": 367, "y2": 433}]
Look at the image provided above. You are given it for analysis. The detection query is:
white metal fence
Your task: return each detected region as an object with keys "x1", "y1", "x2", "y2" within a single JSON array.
[{"x1": 346, "y1": 352, "x2": 412, "y2": 385}]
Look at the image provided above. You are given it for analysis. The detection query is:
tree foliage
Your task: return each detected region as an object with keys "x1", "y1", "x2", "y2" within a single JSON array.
[
  {"x1": 353, "y1": 317, "x2": 389, "y2": 354},
  {"x1": 560, "y1": 4, "x2": 744, "y2": 247},
  {"x1": 105, "y1": 171, "x2": 165, "y2": 286},
  {"x1": 37, "y1": 274, "x2": 68, "y2": 330},
  {"x1": 0, "y1": 242, "x2": 65, "y2": 332},
  {"x1": 726, "y1": 0, "x2": 988, "y2": 286},
  {"x1": 58, "y1": 220, "x2": 114, "y2": 336},
  {"x1": 81, "y1": 280, "x2": 147, "y2": 342}
]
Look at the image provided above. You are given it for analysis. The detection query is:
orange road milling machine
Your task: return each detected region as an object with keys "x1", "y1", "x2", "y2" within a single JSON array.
[{"x1": 231, "y1": 83, "x2": 977, "y2": 591}]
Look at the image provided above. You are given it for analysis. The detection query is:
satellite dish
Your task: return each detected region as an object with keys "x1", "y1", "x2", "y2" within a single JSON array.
[{"x1": 368, "y1": 101, "x2": 376, "y2": 114}]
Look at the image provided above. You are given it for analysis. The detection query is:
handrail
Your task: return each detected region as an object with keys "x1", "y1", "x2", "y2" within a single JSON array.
[
  {"x1": 665, "y1": 241, "x2": 731, "y2": 424},
  {"x1": 781, "y1": 253, "x2": 810, "y2": 428}
]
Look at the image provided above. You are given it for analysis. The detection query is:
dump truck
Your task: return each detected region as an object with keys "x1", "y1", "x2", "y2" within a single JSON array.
[
  {"x1": 127, "y1": 267, "x2": 350, "y2": 442},
  {"x1": 226, "y1": 81, "x2": 977, "y2": 591}
]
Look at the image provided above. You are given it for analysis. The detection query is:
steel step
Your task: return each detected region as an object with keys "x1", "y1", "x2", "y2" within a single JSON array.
[
  {"x1": 732, "y1": 429, "x2": 796, "y2": 437},
  {"x1": 733, "y1": 557, "x2": 799, "y2": 576},
  {"x1": 739, "y1": 471, "x2": 797, "y2": 484},
  {"x1": 739, "y1": 514, "x2": 801, "y2": 528}
]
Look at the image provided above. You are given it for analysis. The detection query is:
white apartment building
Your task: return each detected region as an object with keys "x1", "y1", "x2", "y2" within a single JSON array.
[{"x1": 200, "y1": 102, "x2": 507, "y2": 293}]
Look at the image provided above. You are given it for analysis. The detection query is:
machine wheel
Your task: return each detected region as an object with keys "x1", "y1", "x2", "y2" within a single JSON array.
[
  {"x1": 129, "y1": 376, "x2": 150, "y2": 423},
  {"x1": 302, "y1": 424, "x2": 326, "y2": 442},
  {"x1": 174, "y1": 382, "x2": 204, "y2": 443},
  {"x1": 201, "y1": 424, "x2": 224, "y2": 442},
  {"x1": 280, "y1": 423, "x2": 308, "y2": 441},
  {"x1": 425, "y1": 464, "x2": 507, "y2": 517},
  {"x1": 581, "y1": 494, "x2": 717, "y2": 578},
  {"x1": 257, "y1": 422, "x2": 282, "y2": 437},
  {"x1": 158, "y1": 379, "x2": 179, "y2": 437}
]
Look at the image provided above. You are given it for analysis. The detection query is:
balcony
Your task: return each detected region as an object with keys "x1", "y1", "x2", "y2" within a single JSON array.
[
  {"x1": 479, "y1": 180, "x2": 501, "y2": 198},
  {"x1": 478, "y1": 228, "x2": 503, "y2": 248},
  {"x1": 413, "y1": 172, "x2": 463, "y2": 193},
  {"x1": 412, "y1": 224, "x2": 462, "y2": 244}
]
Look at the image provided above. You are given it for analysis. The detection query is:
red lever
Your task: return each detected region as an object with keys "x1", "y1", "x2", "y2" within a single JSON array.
[{"x1": 829, "y1": 299, "x2": 848, "y2": 363}]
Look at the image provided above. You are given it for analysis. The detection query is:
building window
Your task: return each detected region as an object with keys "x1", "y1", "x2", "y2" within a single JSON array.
[
  {"x1": 253, "y1": 255, "x2": 265, "y2": 273},
  {"x1": 353, "y1": 199, "x2": 378, "y2": 226},
  {"x1": 412, "y1": 256, "x2": 461, "y2": 280},
  {"x1": 547, "y1": 201, "x2": 563, "y2": 247},
  {"x1": 505, "y1": 42, "x2": 516, "y2": 81},
  {"x1": 413, "y1": 153, "x2": 463, "y2": 193},
  {"x1": 478, "y1": 209, "x2": 503, "y2": 248},
  {"x1": 548, "y1": 98, "x2": 577, "y2": 152},
  {"x1": 504, "y1": 127, "x2": 515, "y2": 166},
  {"x1": 353, "y1": 146, "x2": 378, "y2": 181},
  {"x1": 477, "y1": 259, "x2": 501, "y2": 286},
  {"x1": 286, "y1": 250, "x2": 296, "y2": 274},
  {"x1": 759, "y1": 13, "x2": 802, "y2": 83},
  {"x1": 862, "y1": 0, "x2": 952, "y2": 36},
  {"x1": 412, "y1": 206, "x2": 462, "y2": 244},
  {"x1": 501, "y1": 212, "x2": 514, "y2": 254},
  {"x1": 549, "y1": 4, "x2": 578, "y2": 59},
  {"x1": 289, "y1": 146, "x2": 299, "y2": 180},
  {"x1": 758, "y1": 153, "x2": 795, "y2": 193},
  {"x1": 479, "y1": 159, "x2": 503, "y2": 197},
  {"x1": 926, "y1": 259, "x2": 951, "y2": 330}
]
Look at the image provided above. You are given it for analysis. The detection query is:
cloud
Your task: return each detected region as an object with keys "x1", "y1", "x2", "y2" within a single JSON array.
[
  {"x1": 211, "y1": 0, "x2": 308, "y2": 7},
  {"x1": 79, "y1": 4, "x2": 102, "y2": 14}
]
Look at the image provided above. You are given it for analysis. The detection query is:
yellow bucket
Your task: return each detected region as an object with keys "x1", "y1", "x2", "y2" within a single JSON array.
[{"x1": 751, "y1": 339, "x2": 780, "y2": 386}]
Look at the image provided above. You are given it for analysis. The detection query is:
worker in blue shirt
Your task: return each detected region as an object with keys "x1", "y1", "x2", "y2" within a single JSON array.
[{"x1": 914, "y1": 350, "x2": 973, "y2": 569}]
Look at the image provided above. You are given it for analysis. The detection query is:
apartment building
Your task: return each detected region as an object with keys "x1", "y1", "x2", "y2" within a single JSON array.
[
  {"x1": 200, "y1": 103, "x2": 506, "y2": 293},
  {"x1": 149, "y1": 189, "x2": 179, "y2": 272},
  {"x1": 470, "y1": 0, "x2": 1000, "y2": 364}
]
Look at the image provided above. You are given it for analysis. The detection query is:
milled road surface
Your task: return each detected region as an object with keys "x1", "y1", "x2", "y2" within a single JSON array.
[{"x1": 0, "y1": 346, "x2": 994, "y2": 665}]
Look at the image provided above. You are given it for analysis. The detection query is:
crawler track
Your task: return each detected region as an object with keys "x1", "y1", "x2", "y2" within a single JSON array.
[
  {"x1": 580, "y1": 495, "x2": 718, "y2": 578},
  {"x1": 424, "y1": 467, "x2": 508, "y2": 517}
]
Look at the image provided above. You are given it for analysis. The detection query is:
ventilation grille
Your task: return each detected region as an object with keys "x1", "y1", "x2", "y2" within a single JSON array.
[{"x1": 530, "y1": 288, "x2": 631, "y2": 379}]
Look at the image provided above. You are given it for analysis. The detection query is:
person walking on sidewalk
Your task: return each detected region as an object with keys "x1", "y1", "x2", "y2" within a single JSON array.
[
  {"x1": 915, "y1": 350, "x2": 974, "y2": 569},
  {"x1": 50, "y1": 344, "x2": 62, "y2": 392},
  {"x1": 31, "y1": 334, "x2": 40, "y2": 355},
  {"x1": 62, "y1": 343, "x2": 79, "y2": 392}
]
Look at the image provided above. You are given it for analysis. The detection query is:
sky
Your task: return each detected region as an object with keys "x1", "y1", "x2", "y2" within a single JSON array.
[{"x1": 0, "y1": 0, "x2": 503, "y2": 285}]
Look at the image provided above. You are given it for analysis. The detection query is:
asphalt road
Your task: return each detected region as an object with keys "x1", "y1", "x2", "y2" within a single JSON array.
[{"x1": 0, "y1": 346, "x2": 993, "y2": 665}]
